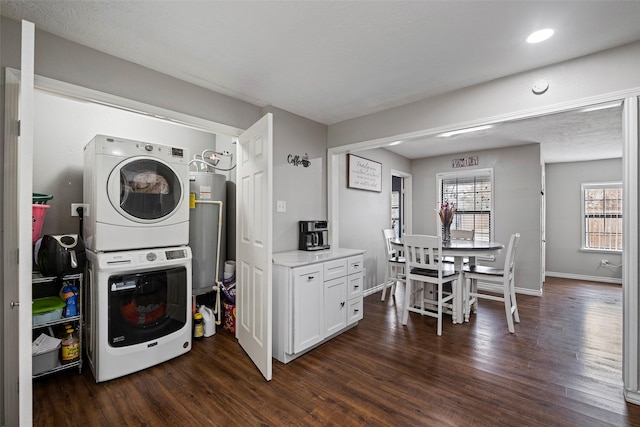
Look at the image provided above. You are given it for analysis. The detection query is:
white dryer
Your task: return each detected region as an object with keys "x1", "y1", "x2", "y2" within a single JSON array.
[{"x1": 83, "y1": 135, "x2": 190, "y2": 252}]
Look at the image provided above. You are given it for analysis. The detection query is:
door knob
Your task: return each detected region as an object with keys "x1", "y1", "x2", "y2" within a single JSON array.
[{"x1": 10, "y1": 301, "x2": 19, "y2": 309}]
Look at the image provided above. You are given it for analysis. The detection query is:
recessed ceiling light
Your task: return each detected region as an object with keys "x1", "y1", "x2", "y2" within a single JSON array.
[
  {"x1": 438, "y1": 125, "x2": 493, "y2": 137},
  {"x1": 527, "y1": 28, "x2": 554, "y2": 44}
]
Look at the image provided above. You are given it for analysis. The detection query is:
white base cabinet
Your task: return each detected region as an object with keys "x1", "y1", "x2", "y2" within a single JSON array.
[{"x1": 273, "y1": 249, "x2": 365, "y2": 364}]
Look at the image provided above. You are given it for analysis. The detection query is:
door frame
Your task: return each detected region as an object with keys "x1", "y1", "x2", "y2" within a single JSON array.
[
  {"x1": 390, "y1": 169, "x2": 412, "y2": 237},
  {"x1": 26, "y1": 77, "x2": 275, "y2": 380},
  {"x1": 3, "y1": 21, "x2": 35, "y2": 426},
  {"x1": 327, "y1": 89, "x2": 640, "y2": 403},
  {"x1": 3, "y1": 66, "x2": 274, "y2": 422}
]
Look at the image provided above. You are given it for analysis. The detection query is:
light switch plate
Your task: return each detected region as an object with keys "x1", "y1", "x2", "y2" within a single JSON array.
[{"x1": 276, "y1": 200, "x2": 286, "y2": 212}]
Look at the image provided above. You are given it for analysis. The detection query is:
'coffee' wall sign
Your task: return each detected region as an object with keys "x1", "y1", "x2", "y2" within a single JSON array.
[{"x1": 287, "y1": 153, "x2": 310, "y2": 167}]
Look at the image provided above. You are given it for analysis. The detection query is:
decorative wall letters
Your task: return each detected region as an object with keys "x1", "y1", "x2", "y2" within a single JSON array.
[
  {"x1": 452, "y1": 156, "x2": 478, "y2": 168},
  {"x1": 287, "y1": 153, "x2": 310, "y2": 167}
]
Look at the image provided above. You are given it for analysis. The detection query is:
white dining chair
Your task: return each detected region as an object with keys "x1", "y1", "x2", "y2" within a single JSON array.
[
  {"x1": 401, "y1": 234, "x2": 459, "y2": 336},
  {"x1": 463, "y1": 233, "x2": 521, "y2": 333},
  {"x1": 381, "y1": 229, "x2": 405, "y2": 301}
]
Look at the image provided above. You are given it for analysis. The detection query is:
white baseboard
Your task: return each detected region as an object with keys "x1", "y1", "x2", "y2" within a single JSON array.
[
  {"x1": 625, "y1": 388, "x2": 640, "y2": 405},
  {"x1": 545, "y1": 271, "x2": 622, "y2": 285},
  {"x1": 364, "y1": 284, "x2": 385, "y2": 297}
]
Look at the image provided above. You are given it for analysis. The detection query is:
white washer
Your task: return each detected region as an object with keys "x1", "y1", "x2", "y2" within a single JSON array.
[
  {"x1": 83, "y1": 134, "x2": 190, "y2": 252},
  {"x1": 85, "y1": 246, "x2": 192, "y2": 382}
]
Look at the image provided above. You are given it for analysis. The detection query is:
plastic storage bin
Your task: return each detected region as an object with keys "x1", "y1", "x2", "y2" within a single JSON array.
[
  {"x1": 32, "y1": 296, "x2": 65, "y2": 325},
  {"x1": 33, "y1": 344, "x2": 60, "y2": 375},
  {"x1": 223, "y1": 302, "x2": 236, "y2": 334},
  {"x1": 32, "y1": 193, "x2": 53, "y2": 244}
]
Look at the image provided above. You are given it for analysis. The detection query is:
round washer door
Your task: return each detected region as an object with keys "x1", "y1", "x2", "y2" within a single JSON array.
[{"x1": 107, "y1": 156, "x2": 183, "y2": 223}]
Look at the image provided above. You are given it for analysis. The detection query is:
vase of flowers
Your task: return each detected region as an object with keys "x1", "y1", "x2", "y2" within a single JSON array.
[{"x1": 437, "y1": 201, "x2": 455, "y2": 243}]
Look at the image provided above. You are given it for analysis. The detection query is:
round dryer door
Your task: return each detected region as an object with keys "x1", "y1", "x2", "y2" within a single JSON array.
[{"x1": 107, "y1": 156, "x2": 183, "y2": 222}]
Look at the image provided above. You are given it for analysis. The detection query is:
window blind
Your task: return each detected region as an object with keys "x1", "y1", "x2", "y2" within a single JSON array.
[
  {"x1": 441, "y1": 172, "x2": 492, "y2": 241},
  {"x1": 583, "y1": 183, "x2": 622, "y2": 251}
]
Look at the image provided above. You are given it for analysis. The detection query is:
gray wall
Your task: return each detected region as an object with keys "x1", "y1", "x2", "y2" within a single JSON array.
[
  {"x1": 0, "y1": 17, "x2": 262, "y2": 132},
  {"x1": 266, "y1": 106, "x2": 328, "y2": 253},
  {"x1": 546, "y1": 158, "x2": 623, "y2": 281},
  {"x1": 338, "y1": 148, "x2": 411, "y2": 292},
  {"x1": 411, "y1": 144, "x2": 543, "y2": 294}
]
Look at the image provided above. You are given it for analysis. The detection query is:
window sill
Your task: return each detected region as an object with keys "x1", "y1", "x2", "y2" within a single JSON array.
[{"x1": 580, "y1": 248, "x2": 622, "y2": 255}]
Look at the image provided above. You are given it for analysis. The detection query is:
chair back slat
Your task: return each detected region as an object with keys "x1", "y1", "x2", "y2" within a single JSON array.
[
  {"x1": 403, "y1": 234, "x2": 440, "y2": 272},
  {"x1": 382, "y1": 229, "x2": 396, "y2": 257},
  {"x1": 504, "y1": 233, "x2": 521, "y2": 273}
]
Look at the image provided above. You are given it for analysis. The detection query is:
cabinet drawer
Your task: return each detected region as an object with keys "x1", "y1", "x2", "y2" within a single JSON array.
[
  {"x1": 347, "y1": 298, "x2": 363, "y2": 325},
  {"x1": 348, "y1": 255, "x2": 364, "y2": 275},
  {"x1": 347, "y1": 273, "x2": 363, "y2": 299},
  {"x1": 324, "y1": 258, "x2": 348, "y2": 281},
  {"x1": 293, "y1": 264, "x2": 323, "y2": 283}
]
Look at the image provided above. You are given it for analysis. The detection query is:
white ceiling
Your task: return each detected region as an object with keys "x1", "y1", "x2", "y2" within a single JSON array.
[{"x1": 1, "y1": 1, "x2": 638, "y2": 162}]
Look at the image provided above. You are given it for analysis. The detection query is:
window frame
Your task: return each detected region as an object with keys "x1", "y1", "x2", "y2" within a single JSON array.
[
  {"x1": 437, "y1": 168, "x2": 494, "y2": 241},
  {"x1": 581, "y1": 181, "x2": 623, "y2": 253}
]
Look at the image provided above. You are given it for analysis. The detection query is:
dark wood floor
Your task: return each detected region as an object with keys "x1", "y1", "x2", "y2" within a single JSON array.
[{"x1": 33, "y1": 277, "x2": 640, "y2": 426}]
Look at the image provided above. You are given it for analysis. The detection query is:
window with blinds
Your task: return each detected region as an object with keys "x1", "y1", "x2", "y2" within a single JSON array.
[
  {"x1": 439, "y1": 169, "x2": 493, "y2": 241},
  {"x1": 582, "y1": 182, "x2": 622, "y2": 251}
]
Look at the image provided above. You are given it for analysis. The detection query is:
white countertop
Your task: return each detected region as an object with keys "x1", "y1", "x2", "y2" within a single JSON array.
[{"x1": 272, "y1": 248, "x2": 365, "y2": 268}]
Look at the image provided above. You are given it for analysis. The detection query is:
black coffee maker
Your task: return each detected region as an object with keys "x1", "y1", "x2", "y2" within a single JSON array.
[{"x1": 299, "y1": 220, "x2": 330, "y2": 251}]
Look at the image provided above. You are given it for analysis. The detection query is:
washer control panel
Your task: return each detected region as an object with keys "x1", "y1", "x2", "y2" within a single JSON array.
[{"x1": 99, "y1": 246, "x2": 191, "y2": 269}]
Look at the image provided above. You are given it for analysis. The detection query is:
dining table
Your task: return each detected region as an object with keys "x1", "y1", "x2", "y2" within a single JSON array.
[{"x1": 390, "y1": 237, "x2": 504, "y2": 324}]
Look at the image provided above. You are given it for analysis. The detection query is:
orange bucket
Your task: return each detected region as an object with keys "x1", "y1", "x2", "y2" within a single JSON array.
[{"x1": 32, "y1": 204, "x2": 50, "y2": 243}]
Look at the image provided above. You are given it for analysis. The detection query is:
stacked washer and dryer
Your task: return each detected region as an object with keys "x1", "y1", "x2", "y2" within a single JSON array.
[{"x1": 83, "y1": 135, "x2": 193, "y2": 382}]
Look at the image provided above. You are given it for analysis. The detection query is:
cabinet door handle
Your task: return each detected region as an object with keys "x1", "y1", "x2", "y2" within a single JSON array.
[
  {"x1": 354, "y1": 309, "x2": 359, "y2": 313},
  {"x1": 308, "y1": 276, "x2": 314, "y2": 280},
  {"x1": 10, "y1": 301, "x2": 19, "y2": 309},
  {"x1": 340, "y1": 301, "x2": 345, "y2": 307},
  {"x1": 354, "y1": 284, "x2": 359, "y2": 288},
  {"x1": 353, "y1": 264, "x2": 359, "y2": 268}
]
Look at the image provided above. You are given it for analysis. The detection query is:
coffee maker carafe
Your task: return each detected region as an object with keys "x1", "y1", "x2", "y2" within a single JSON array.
[{"x1": 299, "y1": 220, "x2": 330, "y2": 251}]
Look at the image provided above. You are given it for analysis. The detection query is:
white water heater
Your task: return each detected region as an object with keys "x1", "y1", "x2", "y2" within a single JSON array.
[{"x1": 189, "y1": 172, "x2": 226, "y2": 296}]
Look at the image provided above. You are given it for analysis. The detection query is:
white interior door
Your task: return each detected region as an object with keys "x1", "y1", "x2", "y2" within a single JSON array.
[
  {"x1": 236, "y1": 113, "x2": 273, "y2": 381},
  {"x1": 3, "y1": 21, "x2": 35, "y2": 426}
]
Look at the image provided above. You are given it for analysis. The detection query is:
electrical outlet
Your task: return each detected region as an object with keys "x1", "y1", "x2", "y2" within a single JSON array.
[
  {"x1": 276, "y1": 200, "x2": 286, "y2": 213},
  {"x1": 71, "y1": 203, "x2": 88, "y2": 216},
  {"x1": 601, "y1": 259, "x2": 609, "y2": 266}
]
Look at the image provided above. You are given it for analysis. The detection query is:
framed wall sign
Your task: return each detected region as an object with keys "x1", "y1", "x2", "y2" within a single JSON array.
[{"x1": 348, "y1": 154, "x2": 382, "y2": 192}]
